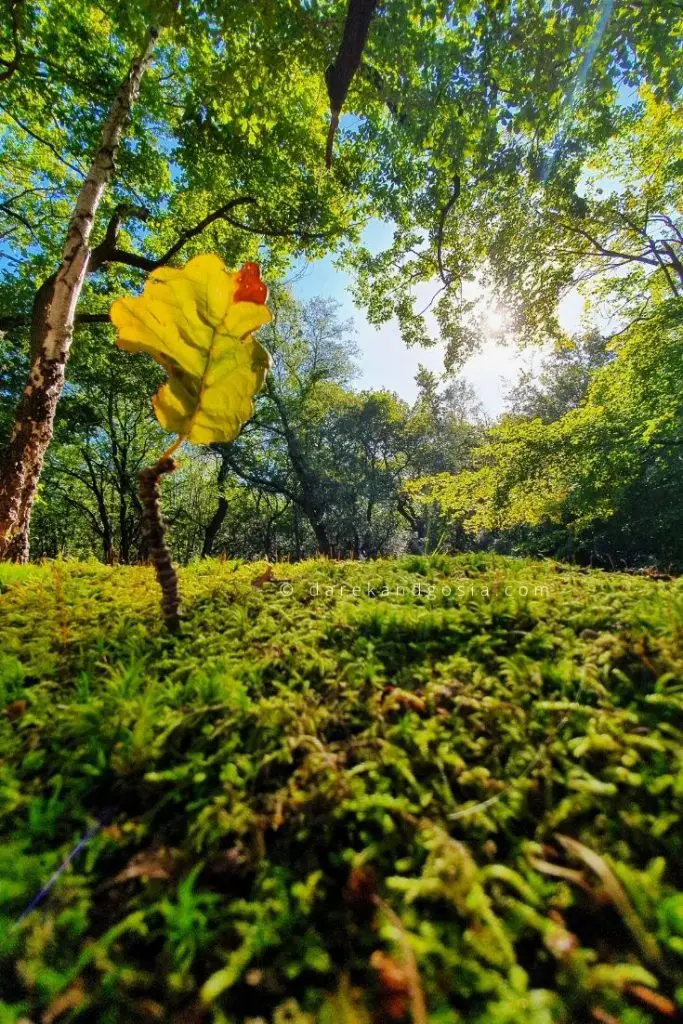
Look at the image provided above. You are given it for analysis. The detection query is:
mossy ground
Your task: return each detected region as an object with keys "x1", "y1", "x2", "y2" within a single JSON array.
[{"x1": 1, "y1": 555, "x2": 682, "y2": 1023}]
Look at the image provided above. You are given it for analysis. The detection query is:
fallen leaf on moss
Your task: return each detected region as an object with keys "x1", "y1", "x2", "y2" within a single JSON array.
[
  {"x1": 556, "y1": 833, "x2": 663, "y2": 968},
  {"x1": 252, "y1": 564, "x2": 275, "y2": 588},
  {"x1": 590, "y1": 1009, "x2": 620, "y2": 1024}
]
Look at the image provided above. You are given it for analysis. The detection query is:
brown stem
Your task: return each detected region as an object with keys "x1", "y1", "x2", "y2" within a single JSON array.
[{"x1": 139, "y1": 455, "x2": 181, "y2": 632}]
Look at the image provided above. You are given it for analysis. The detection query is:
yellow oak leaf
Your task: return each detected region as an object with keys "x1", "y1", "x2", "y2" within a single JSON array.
[{"x1": 110, "y1": 255, "x2": 272, "y2": 444}]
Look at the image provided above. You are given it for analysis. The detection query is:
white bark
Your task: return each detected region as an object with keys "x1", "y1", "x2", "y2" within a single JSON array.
[
  {"x1": 43, "y1": 25, "x2": 159, "y2": 359},
  {"x1": 0, "y1": 26, "x2": 159, "y2": 560}
]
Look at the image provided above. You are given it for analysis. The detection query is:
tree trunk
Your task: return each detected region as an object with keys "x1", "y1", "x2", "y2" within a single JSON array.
[
  {"x1": 202, "y1": 455, "x2": 230, "y2": 558},
  {"x1": 307, "y1": 508, "x2": 332, "y2": 556},
  {"x1": 397, "y1": 493, "x2": 427, "y2": 553},
  {"x1": 119, "y1": 498, "x2": 131, "y2": 564},
  {"x1": 98, "y1": 499, "x2": 115, "y2": 563},
  {"x1": 265, "y1": 381, "x2": 331, "y2": 557},
  {"x1": 0, "y1": 27, "x2": 158, "y2": 562},
  {"x1": 202, "y1": 495, "x2": 229, "y2": 558},
  {"x1": 293, "y1": 505, "x2": 302, "y2": 560}
]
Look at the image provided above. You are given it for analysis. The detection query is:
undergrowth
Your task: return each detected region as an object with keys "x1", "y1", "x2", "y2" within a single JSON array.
[{"x1": 0, "y1": 555, "x2": 682, "y2": 1023}]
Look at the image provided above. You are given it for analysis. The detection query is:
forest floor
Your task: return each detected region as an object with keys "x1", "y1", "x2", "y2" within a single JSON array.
[{"x1": 1, "y1": 554, "x2": 682, "y2": 1023}]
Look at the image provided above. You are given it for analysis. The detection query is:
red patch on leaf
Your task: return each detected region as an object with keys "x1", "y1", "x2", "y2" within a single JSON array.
[{"x1": 234, "y1": 262, "x2": 267, "y2": 304}]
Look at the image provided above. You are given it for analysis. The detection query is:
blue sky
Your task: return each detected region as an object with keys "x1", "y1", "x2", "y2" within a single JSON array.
[
  {"x1": 287, "y1": 17, "x2": 634, "y2": 419},
  {"x1": 289, "y1": 219, "x2": 583, "y2": 418}
]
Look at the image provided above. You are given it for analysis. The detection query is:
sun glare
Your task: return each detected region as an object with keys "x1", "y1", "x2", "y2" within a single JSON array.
[{"x1": 485, "y1": 308, "x2": 505, "y2": 334}]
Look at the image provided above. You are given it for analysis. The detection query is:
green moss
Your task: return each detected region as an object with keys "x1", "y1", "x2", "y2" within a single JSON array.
[{"x1": 0, "y1": 555, "x2": 682, "y2": 1021}]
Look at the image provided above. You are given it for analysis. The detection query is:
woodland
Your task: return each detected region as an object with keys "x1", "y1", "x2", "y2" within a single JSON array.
[
  {"x1": 1, "y1": 2, "x2": 683, "y2": 1023},
  {"x1": 0, "y1": 0, "x2": 681, "y2": 569}
]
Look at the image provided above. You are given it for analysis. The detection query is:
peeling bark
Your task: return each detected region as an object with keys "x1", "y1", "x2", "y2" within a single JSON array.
[{"x1": 0, "y1": 26, "x2": 158, "y2": 561}]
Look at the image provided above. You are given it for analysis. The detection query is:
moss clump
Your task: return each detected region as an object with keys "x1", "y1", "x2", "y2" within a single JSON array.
[{"x1": 1, "y1": 554, "x2": 682, "y2": 1022}]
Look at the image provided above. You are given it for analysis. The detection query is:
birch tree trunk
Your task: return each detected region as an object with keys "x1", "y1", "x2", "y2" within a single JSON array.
[{"x1": 0, "y1": 27, "x2": 158, "y2": 562}]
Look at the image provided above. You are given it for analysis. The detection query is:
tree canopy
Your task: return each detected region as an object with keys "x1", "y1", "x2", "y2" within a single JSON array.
[
  {"x1": 3, "y1": 0, "x2": 680, "y2": 336},
  {"x1": 1, "y1": 0, "x2": 682, "y2": 566}
]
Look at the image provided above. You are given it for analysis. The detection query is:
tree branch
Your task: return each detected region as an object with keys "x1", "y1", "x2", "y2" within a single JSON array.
[
  {"x1": 89, "y1": 196, "x2": 256, "y2": 273},
  {"x1": 0, "y1": 0, "x2": 22, "y2": 83},
  {"x1": 221, "y1": 213, "x2": 328, "y2": 242},
  {"x1": 613, "y1": 208, "x2": 681, "y2": 296},
  {"x1": 0, "y1": 311, "x2": 110, "y2": 331},
  {"x1": 435, "y1": 175, "x2": 461, "y2": 287},
  {"x1": 86, "y1": 202, "x2": 151, "y2": 272},
  {"x1": 90, "y1": 196, "x2": 326, "y2": 275},
  {"x1": 0, "y1": 103, "x2": 85, "y2": 177},
  {"x1": 325, "y1": 0, "x2": 379, "y2": 167},
  {"x1": 557, "y1": 221, "x2": 660, "y2": 267},
  {"x1": 0, "y1": 200, "x2": 40, "y2": 237},
  {"x1": 222, "y1": 450, "x2": 298, "y2": 504},
  {"x1": 150, "y1": 196, "x2": 257, "y2": 267},
  {"x1": 360, "y1": 60, "x2": 406, "y2": 123},
  {"x1": 1, "y1": 191, "x2": 313, "y2": 333},
  {"x1": 650, "y1": 213, "x2": 683, "y2": 247}
]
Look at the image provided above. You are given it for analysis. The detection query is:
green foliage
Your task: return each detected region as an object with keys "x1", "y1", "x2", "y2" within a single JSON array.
[
  {"x1": 2, "y1": 0, "x2": 682, "y2": 574},
  {"x1": 2, "y1": 0, "x2": 681, "y2": 369},
  {"x1": 351, "y1": 76, "x2": 683, "y2": 366},
  {"x1": 413, "y1": 300, "x2": 683, "y2": 568},
  {"x1": 217, "y1": 292, "x2": 483, "y2": 560},
  {"x1": 26, "y1": 289, "x2": 481, "y2": 565},
  {"x1": 1, "y1": 555, "x2": 682, "y2": 1020}
]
